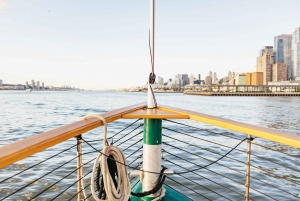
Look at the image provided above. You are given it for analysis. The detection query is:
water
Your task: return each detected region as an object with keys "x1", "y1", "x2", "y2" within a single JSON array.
[{"x1": 0, "y1": 91, "x2": 300, "y2": 200}]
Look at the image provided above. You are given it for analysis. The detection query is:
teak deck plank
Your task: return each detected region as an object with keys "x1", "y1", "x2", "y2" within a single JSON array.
[{"x1": 121, "y1": 108, "x2": 190, "y2": 119}]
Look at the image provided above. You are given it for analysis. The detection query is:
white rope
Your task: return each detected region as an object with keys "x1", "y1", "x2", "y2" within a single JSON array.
[
  {"x1": 83, "y1": 114, "x2": 108, "y2": 147},
  {"x1": 91, "y1": 146, "x2": 131, "y2": 201},
  {"x1": 83, "y1": 114, "x2": 131, "y2": 201},
  {"x1": 153, "y1": 187, "x2": 166, "y2": 201}
]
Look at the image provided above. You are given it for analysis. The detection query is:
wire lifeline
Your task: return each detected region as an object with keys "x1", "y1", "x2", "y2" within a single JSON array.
[{"x1": 82, "y1": 136, "x2": 251, "y2": 177}]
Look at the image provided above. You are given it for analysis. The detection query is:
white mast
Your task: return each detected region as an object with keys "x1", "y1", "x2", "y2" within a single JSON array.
[{"x1": 147, "y1": 0, "x2": 155, "y2": 109}]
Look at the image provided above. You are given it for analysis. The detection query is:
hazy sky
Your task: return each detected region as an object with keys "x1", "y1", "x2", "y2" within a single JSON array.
[{"x1": 1, "y1": 0, "x2": 300, "y2": 89}]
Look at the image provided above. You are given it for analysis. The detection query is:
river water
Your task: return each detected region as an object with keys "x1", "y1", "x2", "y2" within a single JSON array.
[{"x1": 0, "y1": 91, "x2": 300, "y2": 200}]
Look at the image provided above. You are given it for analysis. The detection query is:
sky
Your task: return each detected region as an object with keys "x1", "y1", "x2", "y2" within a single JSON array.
[{"x1": 1, "y1": 0, "x2": 300, "y2": 90}]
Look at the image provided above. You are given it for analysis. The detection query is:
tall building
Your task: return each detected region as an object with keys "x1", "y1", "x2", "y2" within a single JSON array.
[
  {"x1": 256, "y1": 56, "x2": 263, "y2": 72},
  {"x1": 25, "y1": 81, "x2": 28, "y2": 88},
  {"x1": 182, "y1": 74, "x2": 189, "y2": 86},
  {"x1": 259, "y1": 46, "x2": 273, "y2": 56},
  {"x1": 246, "y1": 73, "x2": 252, "y2": 85},
  {"x1": 259, "y1": 46, "x2": 275, "y2": 64},
  {"x1": 37, "y1": 81, "x2": 40, "y2": 90},
  {"x1": 198, "y1": 74, "x2": 201, "y2": 80},
  {"x1": 228, "y1": 71, "x2": 232, "y2": 81},
  {"x1": 274, "y1": 34, "x2": 292, "y2": 80},
  {"x1": 292, "y1": 27, "x2": 300, "y2": 79},
  {"x1": 262, "y1": 52, "x2": 272, "y2": 85},
  {"x1": 251, "y1": 72, "x2": 263, "y2": 85},
  {"x1": 42, "y1": 82, "x2": 45, "y2": 89},
  {"x1": 31, "y1": 80, "x2": 35, "y2": 88},
  {"x1": 235, "y1": 73, "x2": 246, "y2": 85},
  {"x1": 209, "y1": 71, "x2": 212, "y2": 78},
  {"x1": 189, "y1": 74, "x2": 194, "y2": 85},
  {"x1": 213, "y1": 72, "x2": 217, "y2": 84},
  {"x1": 272, "y1": 63, "x2": 287, "y2": 82},
  {"x1": 0, "y1": 79, "x2": 2, "y2": 86},
  {"x1": 205, "y1": 76, "x2": 212, "y2": 85}
]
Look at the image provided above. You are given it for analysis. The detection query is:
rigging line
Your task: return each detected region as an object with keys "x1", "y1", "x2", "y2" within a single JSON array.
[
  {"x1": 30, "y1": 157, "x2": 95, "y2": 200},
  {"x1": 163, "y1": 133, "x2": 300, "y2": 186},
  {"x1": 164, "y1": 119, "x2": 242, "y2": 141},
  {"x1": 122, "y1": 138, "x2": 143, "y2": 152},
  {"x1": 163, "y1": 134, "x2": 246, "y2": 164},
  {"x1": 171, "y1": 138, "x2": 248, "y2": 174},
  {"x1": 126, "y1": 146, "x2": 143, "y2": 159},
  {"x1": 2, "y1": 154, "x2": 80, "y2": 200},
  {"x1": 85, "y1": 118, "x2": 142, "y2": 143},
  {"x1": 180, "y1": 175, "x2": 230, "y2": 200},
  {"x1": 82, "y1": 138, "x2": 164, "y2": 176},
  {"x1": 115, "y1": 131, "x2": 143, "y2": 147},
  {"x1": 165, "y1": 157, "x2": 277, "y2": 201},
  {"x1": 166, "y1": 176, "x2": 212, "y2": 201},
  {"x1": 81, "y1": 137, "x2": 246, "y2": 177},
  {"x1": 148, "y1": 29, "x2": 157, "y2": 108},
  {"x1": 163, "y1": 143, "x2": 245, "y2": 174},
  {"x1": 0, "y1": 143, "x2": 77, "y2": 184},
  {"x1": 166, "y1": 160, "x2": 245, "y2": 198},
  {"x1": 51, "y1": 169, "x2": 93, "y2": 201},
  {"x1": 162, "y1": 148, "x2": 295, "y2": 198},
  {"x1": 178, "y1": 173, "x2": 231, "y2": 201},
  {"x1": 251, "y1": 141, "x2": 300, "y2": 158},
  {"x1": 68, "y1": 182, "x2": 91, "y2": 201},
  {"x1": 111, "y1": 123, "x2": 143, "y2": 145},
  {"x1": 162, "y1": 127, "x2": 247, "y2": 153}
]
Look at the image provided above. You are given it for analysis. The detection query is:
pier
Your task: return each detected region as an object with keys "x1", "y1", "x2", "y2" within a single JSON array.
[
  {"x1": 184, "y1": 84, "x2": 300, "y2": 96},
  {"x1": 184, "y1": 91, "x2": 300, "y2": 96}
]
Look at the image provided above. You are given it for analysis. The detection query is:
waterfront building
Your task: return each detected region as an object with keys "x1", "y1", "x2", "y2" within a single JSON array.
[
  {"x1": 259, "y1": 46, "x2": 273, "y2": 56},
  {"x1": 0, "y1": 79, "x2": 2, "y2": 86},
  {"x1": 256, "y1": 56, "x2": 263, "y2": 72},
  {"x1": 235, "y1": 73, "x2": 246, "y2": 85},
  {"x1": 25, "y1": 81, "x2": 29, "y2": 88},
  {"x1": 246, "y1": 73, "x2": 252, "y2": 85},
  {"x1": 198, "y1": 74, "x2": 201, "y2": 81},
  {"x1": 274, "y1": 34, "x2": 292, "y2": 80},
  {"x1": 205, "y1": 76, "x2": 212, "y2": 85},
  {"x1": 189, "y1": 74, "x2": 194, "y2": 85},
  {"x1": 262, "y1": 52, "x2": 272, "y2": 85},
  {"x1": 42, "y1": 82, "x2": 44, "y2": 90},
  {"x1": 272, "y1": 63, "x2": 287, "y2": 82},
  {"x1": 251, "y1": 72, "x2": 263, "y2": 85},
  {"x1": 209, "y1": 71, "x2": 212, "y2": 79},
  {"x1": 213, "y1": 72, "x2": 217, "y2": 84},
  {"x1": 31, "y1": 80, "x2": 35, "y2": 89},
  {"x1": 37, "y1": 81, "x2": 40, "y2": 90},
  {"x1": 157, "y1": 76, "x2": 164, "y2": 88},
  {"x1": 228, "y1": 71, "x2": 232, "y2": 81},
  {"x1": 292, "y1": 27, "x2": 300, "y2": 79},
  {"x1": 259, "y1": 46, "x2": 275, "y2": 64},
  {"x1": 181, "y1": 74, "x2": 189, "y2": 86}
]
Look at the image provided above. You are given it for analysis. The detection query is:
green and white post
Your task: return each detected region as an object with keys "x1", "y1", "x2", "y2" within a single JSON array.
[
  {"x1": 142, "y1": 119, "x2": 162, "y2": 200},
  {"x1": 142, "y1": 0, "x2": 162, "y2": 200}
]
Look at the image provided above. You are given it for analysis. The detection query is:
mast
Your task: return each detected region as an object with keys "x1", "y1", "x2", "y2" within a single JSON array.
[
  {"x1": 142, "y1": 1, "x2": 163, "y2": 200},
  {"x1": 148, "y1": 0, "x2": 155, "y2": 108}
]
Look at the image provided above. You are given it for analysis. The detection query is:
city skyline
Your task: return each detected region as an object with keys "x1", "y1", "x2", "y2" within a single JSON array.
[{"x1": 1, "y1": 1, "x2": 300, "y2": 89}]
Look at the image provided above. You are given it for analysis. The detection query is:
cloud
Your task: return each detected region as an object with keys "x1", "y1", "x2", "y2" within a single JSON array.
[{"x1": 0, "y1": 0, "x2": 10, "y2": 13}]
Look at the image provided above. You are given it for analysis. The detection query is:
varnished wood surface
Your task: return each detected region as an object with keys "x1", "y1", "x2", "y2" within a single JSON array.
[
  {"x1": 158, "y1": 105, "x2": 300, "y2": 149},
  {"x1": 122, "y1": 108, "x2": 190, "y2": 119},
  {"x1": 0, "y1": 102, "x2": 147, "y2": 169}
]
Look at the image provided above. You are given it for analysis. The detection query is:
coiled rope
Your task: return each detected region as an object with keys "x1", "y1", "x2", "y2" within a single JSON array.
[{"x1": 83, "y1": 114, "x2": 131, "y2": 201}]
